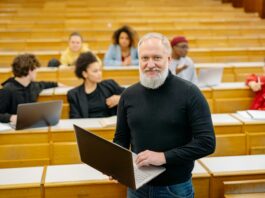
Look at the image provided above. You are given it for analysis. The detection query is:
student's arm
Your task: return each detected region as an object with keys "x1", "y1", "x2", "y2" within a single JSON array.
[
  {"x1": 0, "y1": 89, "x2": 12, "y2": 123},
  {"x1": 104, "y1": 45, "x2": 122, "y2": 66},
  {"x1": 67, "y1": 91, "x2": 82, "y2": 118},
  {"x1": 130, "y1": 48, "x2": 139, "y2": 66},
  {"x1": 104, "y1": 80, "x2": 125, "y2": 108},
  {"x1": 38, "y1": 81, "x2": 58, "y2": 89}
]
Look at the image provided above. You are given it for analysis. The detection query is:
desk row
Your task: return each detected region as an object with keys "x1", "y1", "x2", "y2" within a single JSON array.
[
  {"x1": 1, "y1": 155, "x2": 265, "y2": 198},
  {"x1": 1, "y1": 113, "x2": 265, "y2": 168}
]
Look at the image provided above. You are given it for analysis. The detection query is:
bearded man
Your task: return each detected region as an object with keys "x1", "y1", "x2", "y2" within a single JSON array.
[{"x1": 113, "y1": 33, "x2": 215, "y2": 198}]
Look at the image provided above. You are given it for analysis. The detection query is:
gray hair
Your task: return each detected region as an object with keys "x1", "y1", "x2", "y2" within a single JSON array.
[{"x1": 138, "y1": 33, "x2": 172, "y2": 55}]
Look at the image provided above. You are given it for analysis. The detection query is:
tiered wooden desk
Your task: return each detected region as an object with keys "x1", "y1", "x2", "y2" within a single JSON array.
[
  {"x1": 0, "y1": 166, "x2": 44, "y2": 198},
  {"x1": 211, "y1": 82, "x2": 254, "y2": 113},
  {"x1": 0, "y1": 126, "x2": 50, "y2": 168},
  {"x1": 44, "y1": 164, "x2": 126, "y2": 198},
  {"x1": 200, "y1": 155, "x2": 265, "y2": 198},
  {"x1": 211, "y1": 114, "x2": 245, "y2": 156},
  {"x1": 232, "y1": 112, "x2": 265, "y2": 155}
]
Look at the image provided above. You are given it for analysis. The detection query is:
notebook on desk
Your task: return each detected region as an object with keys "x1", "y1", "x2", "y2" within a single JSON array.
[
  {"x1": 198, "y1": 67, "x2": 223, "y2": 87},
  {"x1": 11, "y1": 100, "x2": 62, "y2": 130},
  {"x1": 246, "y1": 110, "x2": 265, "y2": 120},
  {"x1": 74, "y1": 125, "x2": 165, "y2": 190}
]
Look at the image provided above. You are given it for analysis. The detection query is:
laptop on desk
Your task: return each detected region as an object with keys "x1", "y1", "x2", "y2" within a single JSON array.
[
  {"x1": 73, "y1": 125, "x2": 166, "y2": 190},
  {"x1": 11, "y1": 100, "x2": 62, "y2": 130},
  {"x1": 198, "y1": 67, "x2": 223, "y2": 87}
]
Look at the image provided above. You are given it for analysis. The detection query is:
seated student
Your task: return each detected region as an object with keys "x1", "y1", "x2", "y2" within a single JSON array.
[
  {"x1": 0, "y1": 54, "x2": 59, "y2": 124},
  {"x1": 67, "y1": 52, "x2": 125, "y2": 118},
  {"x1": 104, "y1": 25, "x2": 138, "y2": 66},
  {"x1": 59, "y1": 32, "x2": 100, "y2": 67},
  {"x1": 246, "y1": 73, "x2": 265, "y2": 110},
  {"x1": 169, "y1": 36, "x2": 198, "y2": 84}
]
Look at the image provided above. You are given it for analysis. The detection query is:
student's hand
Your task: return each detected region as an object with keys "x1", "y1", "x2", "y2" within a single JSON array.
[
  {"x1": 248, "y1": 81, "x2": 261, "y2": 92},
  {"x1": 122, "y1": 56, "x2": 131, "y2": 66},
  {"x1": 175, "y1": 64, "x2": 188, "y2": 74},
  {"x1": 10, "y1": 115, "x2": 17, "y2": 125},
  {"x1": 135, "y1": 150, "x2": 166, "y2": 167},
  {"x1": 106, "y1": 95, "x2": 120, "y2": 108}
]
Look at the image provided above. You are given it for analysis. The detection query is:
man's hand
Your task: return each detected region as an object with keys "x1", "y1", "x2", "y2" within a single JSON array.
[
  {"x1": 135, "y1": 150, "x2": 166, "y2": 167},
  {"x1": 175, "y1": 64, "x2": 188, "y2": 74},
  {"x1": 106, "y1": 95, "x2": 120, "y2": 108},
  {"x1": 249, "y1": 81, "x2": 261, "y2": 92}
]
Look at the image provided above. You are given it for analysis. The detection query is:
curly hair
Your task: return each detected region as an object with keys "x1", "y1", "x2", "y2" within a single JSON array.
[
  {"x1": 112, "y1": 25, "x2": 137, "y2": 48},
  {"x1": 75, "y1": 52, "x2": 98, "y2": 79},
  {"x1": 11, "y1": 54, "x2": 40, "y2": 77}
]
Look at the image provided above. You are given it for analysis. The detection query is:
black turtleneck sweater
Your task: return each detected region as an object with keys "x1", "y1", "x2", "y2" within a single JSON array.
[
  {"x1": 114, "y1": 72, "x2": 215, "y2": 186},
  {"x1": 0, "y1": 78, "x2": 58, "y2": 123}
]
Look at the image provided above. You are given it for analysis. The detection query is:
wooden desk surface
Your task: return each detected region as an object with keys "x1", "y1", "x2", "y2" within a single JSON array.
[
  {"x1": 211, "y1": 82, "x2": 249, "y2": 91},
  {"x1": 192, "y1": 161, "x2": 210, "y2": 178},
  {"x1": 232, "y1": 113, "x2": 265, "y2": 125},
  {"x1": 50, "y1": 118, "x2": 103, "y2": 132},
  {"x1": 200, "y1": 155, "x2": 265, "y2": 176},
  {"x1": 0, "y1": 166, "x2": 43, "y2": 187},
  {"x1": 212, "y1": 114, "x2": 242, "y2": 126},
  {"x1": 45, "y1": 164, "x2": 108, "y2": 185},
  {"x1": 44, "y1": 164, "x2": 126, "y2": 198}
]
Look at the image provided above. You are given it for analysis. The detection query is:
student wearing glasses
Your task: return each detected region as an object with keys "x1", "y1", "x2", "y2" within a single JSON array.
[{"x1": 169, "y1": 36, "x2": 198, "y2": 84}]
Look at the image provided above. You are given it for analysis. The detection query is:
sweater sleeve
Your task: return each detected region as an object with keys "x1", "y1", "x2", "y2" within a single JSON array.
[
  {"x1": 103, "y1": 80, "x2": 125, "y2": 95},
  {"x1": 164, "y1": 84, "x2": 216, "y2": 164},
  {"x1": 38, "y1": 81, "x2": 58, "y2": 89},
  {"x1": 0, "y1": 89, "x2": 12, "y2": 123},
  {"x1": 104, "y1": 45, "x2": 122, "y2": 66},
  {"x1": 113, "y1": 95, "x2": 131, "y2": 149}
]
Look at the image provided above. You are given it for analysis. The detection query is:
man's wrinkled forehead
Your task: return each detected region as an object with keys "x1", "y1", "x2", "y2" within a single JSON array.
[{"x1": 139, "y1": 38, "x2": 168, "y2": 55}]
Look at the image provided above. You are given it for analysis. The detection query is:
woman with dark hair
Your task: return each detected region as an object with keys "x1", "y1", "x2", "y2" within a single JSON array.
[
  {"x1": 104, "y1": 25, "x2": 139, "y2": 66},
  {"x1": 0, "y1": 54, "x2": 58, "y2": 123},
  {"x1": 67, "y1": 52, "x2": 125, "y2": 118}
]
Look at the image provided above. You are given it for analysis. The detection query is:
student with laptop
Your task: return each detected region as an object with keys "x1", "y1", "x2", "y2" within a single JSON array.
[
  {"x1": 0, "y1": 54, "x2": 59, "y2": 124},
  {"x1": 169, "y1": 36, "x2": 198, "y2": 84},
  {"x1": 113, "y1": 33, "x2": 215, "y2": 197}
]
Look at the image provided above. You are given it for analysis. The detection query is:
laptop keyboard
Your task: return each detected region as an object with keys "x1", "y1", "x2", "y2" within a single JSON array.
[{"x1": 133, "y1": 164, "x2": 157, "y2": 184}]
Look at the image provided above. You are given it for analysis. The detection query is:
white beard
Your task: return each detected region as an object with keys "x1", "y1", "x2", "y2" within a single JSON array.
[{"x1": 140, "y1": 68, "x2": 169, "y2": 89}]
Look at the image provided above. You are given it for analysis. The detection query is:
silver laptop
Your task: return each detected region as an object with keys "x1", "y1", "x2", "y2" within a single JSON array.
[
  {"x1": 73, "y1": 125, "x2": 166, "y2": 190},
  {"x1": 11, "y1": 100, "x2": 62, "y2": 130},
  {"x1": 198, "y1": 67, "x2": 223, "y2": 87}
]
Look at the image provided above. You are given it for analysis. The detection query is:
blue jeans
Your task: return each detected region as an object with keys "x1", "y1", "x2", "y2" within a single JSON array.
[{"x1": 127, "y1": 178, "x2": 194, "y2": 198}]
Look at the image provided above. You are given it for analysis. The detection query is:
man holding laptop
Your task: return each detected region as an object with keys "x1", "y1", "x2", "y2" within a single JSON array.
[{"x1": 113, "y1": 33, "x2": 215, "y2": 197}]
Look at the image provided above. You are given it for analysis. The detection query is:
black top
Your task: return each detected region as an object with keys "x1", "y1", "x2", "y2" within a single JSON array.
[
  {"x1": 0, "y1": 77, "x2": 58, "y2": 123},
  {"x1": 86, "y1": 87, "x2": 110, "y2": 118},
  {"x1": 114, "y1": 72, "x2": 215, "y2": 186},
  {"x1": 67, "y1": 79, "x2": 125, "y2": 118}
]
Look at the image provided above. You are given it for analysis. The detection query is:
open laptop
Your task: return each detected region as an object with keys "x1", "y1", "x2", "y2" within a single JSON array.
[
  {"x1": 198, "y1": 67, "x2": 223, "y2": 87},
  {"x1": 73, "y1": 125, "x2": 166, "y2": 190},
  {"x1": 11, "y1": 100, "x2": 62, "y2": 130}
]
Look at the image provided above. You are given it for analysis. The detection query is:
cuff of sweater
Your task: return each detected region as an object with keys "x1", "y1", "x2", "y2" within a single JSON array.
[
  {"x1": 1, "y1": 113, "x2": 11, "y2": 123},
  {"x1": 164, "y1": 150, "x2": 176, "y2": 165}
]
